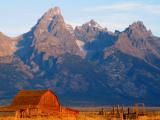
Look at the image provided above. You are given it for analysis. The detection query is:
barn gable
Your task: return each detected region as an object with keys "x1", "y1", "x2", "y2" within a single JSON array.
[{"x1": 39, "y1": 90, "x2": 60, "y2": 107}]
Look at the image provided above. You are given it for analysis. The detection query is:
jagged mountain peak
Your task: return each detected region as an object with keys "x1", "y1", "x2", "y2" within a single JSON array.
[
  {"x1": 36, "y1": 6, "x2": 63, "y2": 26},
  {"x1": 112, "y1": 21, "x2": 160, "y2": 61},
  {"x1": 43, "y1": 6, "x2": 62, "y2": 18},
  {"x1": 74, "y1": 19, "x2": 107, "y2": 42},
  {"x1": 125, "y1": 21, "x2": 152, "y2": 39},
  {"x1": 32, "y1": 6, "x2": 65, "y2": 38},
  {"x1": 130, "y1": 21, "x2": 144, "y2": 27},
  {"x1": 49, "y1": 6, "x2": 62, "y2": 16},
  {"x1": 128, "y1": 21, "x2": 148, "y2": 32},
  {"x1": 40, "y1": 6, "x2": 63, "y2": 24},
  {"x1": 83, "y1": 19, "x2": 103, "y2": 29},
  {"x1": 17, "y1": 6, "x2": 82, "y2": 61}
]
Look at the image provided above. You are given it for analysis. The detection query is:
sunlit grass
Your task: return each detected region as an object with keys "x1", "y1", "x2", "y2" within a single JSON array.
[{"x1": 0, "y1": 110, "x2": 160, "y2": 120}]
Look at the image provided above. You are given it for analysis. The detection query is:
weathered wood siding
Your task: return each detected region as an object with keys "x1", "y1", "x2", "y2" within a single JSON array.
[{"x1": 38, "y1": 90, "x2": 60, "y2": 114}]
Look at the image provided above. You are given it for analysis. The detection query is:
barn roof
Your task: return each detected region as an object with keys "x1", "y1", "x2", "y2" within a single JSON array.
[
  {"x1": 11, "y1": 89, "x2": 55, "y2": 106},
  {"x1": 15, "y1": 90, "x2": 49, "y2": 96}
]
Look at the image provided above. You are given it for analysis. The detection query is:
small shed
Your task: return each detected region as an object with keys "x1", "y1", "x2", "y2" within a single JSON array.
[{"x1": 0, "y1": 89, "x2": 79, "y2": 118}]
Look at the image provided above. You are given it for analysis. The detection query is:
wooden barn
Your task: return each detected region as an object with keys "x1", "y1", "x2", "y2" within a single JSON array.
[{"x1": 0, "y1": 90, "x2": 79, "y2": 118}]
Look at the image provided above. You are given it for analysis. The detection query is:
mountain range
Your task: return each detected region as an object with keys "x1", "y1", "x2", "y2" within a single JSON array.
[{"x1": 0, "y1": 6, "x2": 160, "y2": 106}]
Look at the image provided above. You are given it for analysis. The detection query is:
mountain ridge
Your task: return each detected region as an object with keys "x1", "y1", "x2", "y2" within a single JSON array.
[{"x1": 0, "y1": 6, "x2": 160, "y2": 106}]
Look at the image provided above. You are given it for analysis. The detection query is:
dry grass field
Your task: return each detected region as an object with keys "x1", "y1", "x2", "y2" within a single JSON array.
[{"x1": 0, "y1": 107, "x2": 160, "y2": 120}]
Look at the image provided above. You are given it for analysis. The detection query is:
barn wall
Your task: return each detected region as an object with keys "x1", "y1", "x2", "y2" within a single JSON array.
[{"x1": 38, "y1": 91, "x2": 60, "y2": 113}]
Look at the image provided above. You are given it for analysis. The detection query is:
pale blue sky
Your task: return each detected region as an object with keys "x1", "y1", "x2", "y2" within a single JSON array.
[{"x1": 0, "y1": 0, "x2": 160, "y2": 37}]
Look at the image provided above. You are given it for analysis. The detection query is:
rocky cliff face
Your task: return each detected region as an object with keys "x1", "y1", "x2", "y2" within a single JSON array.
[
  {"x1": 104, "y1": 21, "x2": 160, "y2": 69},
  {"x1": 16, "y1": 7, "x2": 82, "y2": 64},
  {"x1": 75, "y1": 20, "x2": 117, "y2": 60},
  {"x1": 75, "y1": 20, "x2": 106, "y2": 42},
  {"x1": 0, "y1": 7, "x2": 160, "y2": 106},
  {"x1": 0, "y1": 32, "x2": 16, "y2": 57}
]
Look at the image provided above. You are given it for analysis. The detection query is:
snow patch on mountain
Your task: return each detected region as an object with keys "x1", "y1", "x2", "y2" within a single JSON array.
[
  {"x1": 75, "y1": 40, "x2": 85, "y2": 52},
  {"x1": 65, "y1": 24, "x2": 74, "y2": 34}
]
